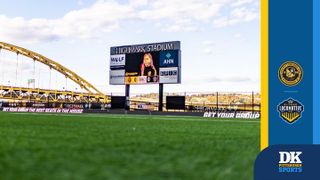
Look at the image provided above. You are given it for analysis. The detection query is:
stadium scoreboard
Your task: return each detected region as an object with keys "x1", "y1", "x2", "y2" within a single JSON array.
[{"x1": 109, "y1": 41, "x2": 181, "y2": 85}]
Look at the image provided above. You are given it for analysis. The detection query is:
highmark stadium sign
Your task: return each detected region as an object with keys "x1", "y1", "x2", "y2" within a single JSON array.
[
  {"x1": 111, "y1": 42, "x2": 180, "y2": 54},
  {"x1": 109, "y1": 41, "x2": 181, "y2": 85}
]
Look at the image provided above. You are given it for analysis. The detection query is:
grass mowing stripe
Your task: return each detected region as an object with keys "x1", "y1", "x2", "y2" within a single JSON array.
[{"x1": 0, "y1": 112, "x2": 259, "y2": 180}]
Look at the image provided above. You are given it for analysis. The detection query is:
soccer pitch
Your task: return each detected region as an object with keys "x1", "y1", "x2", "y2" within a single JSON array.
[{"x1": 0, "y1": 112, "x2": 259, "y2": 180}]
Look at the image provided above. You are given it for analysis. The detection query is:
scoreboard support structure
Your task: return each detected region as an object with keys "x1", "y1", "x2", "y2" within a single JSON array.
[
  {"x1": 125, "y1": 84, "x2": 130, "y2": 110},
  {"x1": 159, "y1": 83, "x2": 164, "y2": 112},
  {"x1": 123, "y1": 83, "x2": 164, "y2": 111}
]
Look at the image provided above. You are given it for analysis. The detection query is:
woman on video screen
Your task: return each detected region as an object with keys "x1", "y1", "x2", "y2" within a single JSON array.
[{"x1": 140, "y1": 53, "x2": 157, "y2": 77}]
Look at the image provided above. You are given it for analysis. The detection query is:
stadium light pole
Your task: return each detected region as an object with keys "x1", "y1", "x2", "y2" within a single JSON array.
[
  {"x1": 216, "y1": 92, "x2": 219, "y2": 111},
  {"x1": 252, "y1": 91, "x2": 254, "y2": 113}
]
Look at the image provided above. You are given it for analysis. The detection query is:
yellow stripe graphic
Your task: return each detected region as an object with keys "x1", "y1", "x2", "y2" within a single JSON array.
[{"x1": 261, "y1": 0, "x2": 269, "y2": 150}]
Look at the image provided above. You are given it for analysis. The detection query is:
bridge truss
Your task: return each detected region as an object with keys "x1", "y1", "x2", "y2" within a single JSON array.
[{"x1": 0, "y1": 41, "x2": 108, "y2": 103}]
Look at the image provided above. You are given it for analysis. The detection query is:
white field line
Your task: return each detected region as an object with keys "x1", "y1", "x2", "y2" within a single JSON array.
[{"x1": 4, "y1": 112, "x2": 260, "y2": 124}]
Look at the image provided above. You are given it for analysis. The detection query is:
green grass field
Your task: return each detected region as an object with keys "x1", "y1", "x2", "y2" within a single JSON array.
[{"x1": 0, "y1": 112, "x2": 259, "y2": 180}]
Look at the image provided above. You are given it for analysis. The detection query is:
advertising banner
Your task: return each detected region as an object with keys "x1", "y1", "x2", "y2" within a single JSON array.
[
  {"x1": 203, "y1": 111, "x2": 260, "y2": 119},
  {"x1": 110, "y1": 54, "x2": 125, "y2": 68},
  {"x1": 255, "y1": 0, "x2": 320, "y2": 179},
  {"x1": 159, "y1": 50, "x2": 179, "y2": 67},
  {"x1": 109, "y1": 69, "x2": 125, "y2": 85},
  {"x1": 2, "y1": 107, "x2": 83, "y2": 114},
  {"x1": 159, "y1": 67, "x2": 178, "y2": 84}
]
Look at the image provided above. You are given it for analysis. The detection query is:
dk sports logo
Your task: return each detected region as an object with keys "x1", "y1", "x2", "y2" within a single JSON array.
[
  {"x1": 278, "y1": 151, "x2": 303, "y2": 173},
  {"x1": 278, "y1": 61, "x2": 303, "y2": 86},
  {"x1": 277, "y1": 98, "x2": 304, "y2": 124}
]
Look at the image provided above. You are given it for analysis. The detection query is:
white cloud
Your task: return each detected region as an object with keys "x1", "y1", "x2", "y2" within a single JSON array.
[
  {"x1": 0, "y1": 0, "x2": 136, "y2": 43},
  {"x1": 183, "y1": 75, "x2": 258, "y2": 90},
  {"x1": 202, "y1": 40, "x2": 215, "y2": 46},
  {"x1": 0, "y1": 0, "x2": 259, "y2": 43},
  {"x1": 77, "y1": 0, "x2": 84, "y2": 6},
  {"x1": 207, "y1": 76, "x2": 253, "y2": 83},
  {"x1": 157, "y1": 18, "x2": 199, "y2": 32},
  {"x1": 129, "y1": 0, "x2": 148, "y2": 7},
  {"x1": 202, "y1": 40, "x2": 216, "y2": 54},
  {"x1": 139, "y1": 0, "x2": 233, "y2": 32},
  {"x1": 231, "y1": 0, "x2": 253, "y2": 7},
  {"x1": 203, "y1": 48, "x2": 215, "y2": 55},
  {"x1": 214, "y1": 6, "x2": 258, "y2": 28},
  {"x1": 0, "y1": 56, "x2": 34, "y2": 73},
  {"x1": 233, "y1": 33, "x2": 242, "y2": 38},
  {"x1": 139, "y1": 0, "x2": 231, "y2": 21}
]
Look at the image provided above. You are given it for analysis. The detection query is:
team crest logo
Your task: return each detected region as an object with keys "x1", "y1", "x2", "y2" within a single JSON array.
[
  {"x1": 277, "y1": 98, "x2": 304, "y2": 124},
  {"x1": 278, "y1": 61, "x2": 303, "y2": 86}
]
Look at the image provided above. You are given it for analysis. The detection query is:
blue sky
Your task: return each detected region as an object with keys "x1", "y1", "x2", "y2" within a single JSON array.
[{"x1": 0, "y1": 0, "x2": 260, "y2": 94}]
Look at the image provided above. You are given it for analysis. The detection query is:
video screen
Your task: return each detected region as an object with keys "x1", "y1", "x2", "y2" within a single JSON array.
[
  {"x1": 125, "y1": 52, "x2": 160, "y2": 84},
  {"x1": 110, "y1": 42, "x2": 181, "y2": 85}
]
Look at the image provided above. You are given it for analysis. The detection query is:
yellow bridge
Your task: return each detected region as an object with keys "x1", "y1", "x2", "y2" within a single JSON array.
[
  {"x1": 0, "y1": 85, "x2": 107, "y2": 103},
  {"x1": 0, "y1": 41, "x2": 108, "y2": 103}
]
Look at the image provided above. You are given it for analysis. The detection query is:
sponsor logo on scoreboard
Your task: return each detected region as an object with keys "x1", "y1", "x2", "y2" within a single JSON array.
[
  {"x1": 278, "y1": 151, "x2": 303, "y2": 173},
  {"x1": 138, "y1": 76, "x2": 147, "y2": 84},
  {"x1": 110, "y1": 54, "x2": 126, "y2": 68},
  {"x1": 146, "y1": 76, "x2": 159, "y2": 83},
  {"x1": 125, "y1": 76, "x2": 158, "y2": 84},
  {"x1": 110, "y1": 70, "x2": 125, "y2": 85},
  {"x1": 278, "y1": 61, "x2": 303, "y2": 86},
  {"x1": 160, "y1": 50, "x2": 179, "y2": 67},
  {"x1": 277, "y1": 98, "x2": 304, "y2": 124},
  {"x1": 125, "y1": 76, "x2": 138, "y2": 84},
  {"x1": 159, "y1": 67, "x2": 179, "y2": 83},
  {"x1": 160, "y1": 68, "x2": 178, "y2": 76}
]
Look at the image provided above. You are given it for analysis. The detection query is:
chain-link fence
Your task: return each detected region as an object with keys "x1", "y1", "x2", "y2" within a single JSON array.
[
  {"x1": 0, "y1": 92, "x2": 261, "y2": 112},
  {"x1": 130, "y1": 92, "x2": 261, "y2": 112}
]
